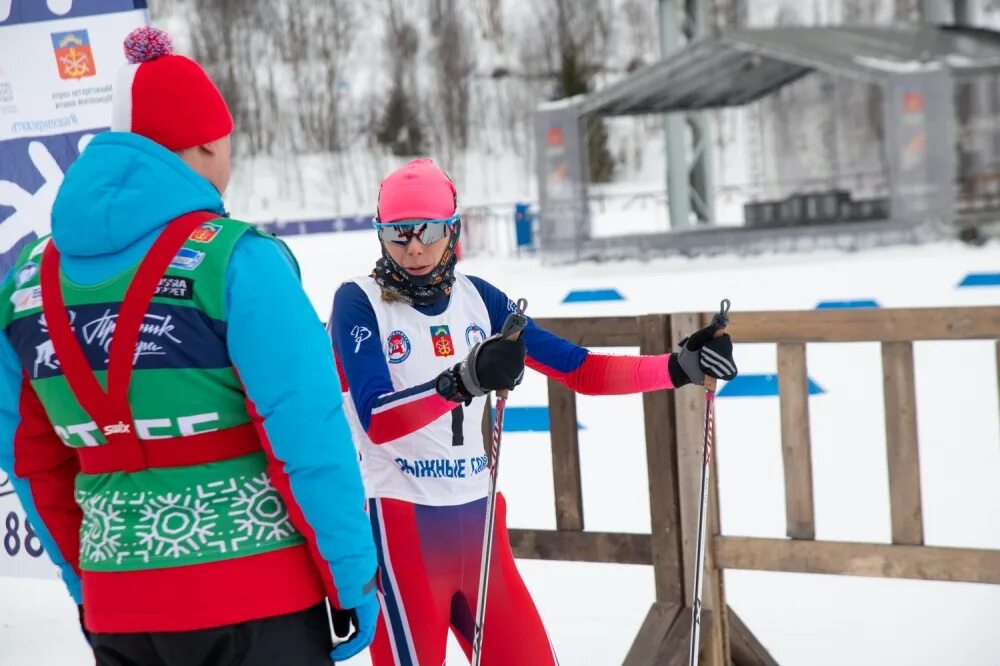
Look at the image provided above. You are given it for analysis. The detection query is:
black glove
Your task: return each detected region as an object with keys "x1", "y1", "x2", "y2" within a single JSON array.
[
  {"x1": 331, "y1": 606, "x2": 354, "y2": 639},
  {"x1": 329, "y1": 595, "x2": 379, "y2": 661},
  {"x1": 668, "y1": 323, "x2": 738, "y2": 387},
  {"x1": 78, "y1": 605, "x2": 91, "y2": 646},
  {"x1": 436, "y1": 337, "x2": 526, "y2": 403}
]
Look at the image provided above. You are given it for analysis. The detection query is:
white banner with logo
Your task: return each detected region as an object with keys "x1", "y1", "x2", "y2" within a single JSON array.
[
  {"x1": 0, "y1": 469, "x2": 58, "y2": 578},
  {"x1": 0, "y1": 0, "x2": 148, "y2": 580}
]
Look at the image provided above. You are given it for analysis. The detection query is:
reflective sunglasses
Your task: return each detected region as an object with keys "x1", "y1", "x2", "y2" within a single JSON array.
[{"x1": 372, "y1": 214, "x2": 459, "y2": 246}]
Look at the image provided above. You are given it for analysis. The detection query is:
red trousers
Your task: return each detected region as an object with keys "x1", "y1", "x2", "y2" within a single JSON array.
[{"x1": 368, "y1": 493, "x2": 558, "y2": 665}]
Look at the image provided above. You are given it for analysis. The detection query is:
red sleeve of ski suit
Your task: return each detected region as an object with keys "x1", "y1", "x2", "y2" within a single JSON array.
[
  {"x1": 526, "y1": 350, "x2": 676, "y2": 395},
  {"x1": 12, "y1": 375, "x2": 83, "y2": 583},
  {"x1": 465, "y1": 276, "x2": 677, "y2": 395}
]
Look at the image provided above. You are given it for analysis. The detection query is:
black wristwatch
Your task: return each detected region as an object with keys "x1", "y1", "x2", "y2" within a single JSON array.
[{"x1": 435, "y1": 368, "x2": 461, "y2": 401}]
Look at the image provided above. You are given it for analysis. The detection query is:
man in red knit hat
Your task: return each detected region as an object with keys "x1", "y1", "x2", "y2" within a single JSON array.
[{"x1": 0, "y1": 27, "x2": 378, "y2": 665}]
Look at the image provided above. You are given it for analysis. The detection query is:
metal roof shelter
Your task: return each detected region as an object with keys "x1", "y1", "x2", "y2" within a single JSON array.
[
  {"x1": 581, "y1": 25, "x2": 1000, "y2": 116},
  {"x1": 534, "y1": 25, "x2": 1000, "y2": 262}
]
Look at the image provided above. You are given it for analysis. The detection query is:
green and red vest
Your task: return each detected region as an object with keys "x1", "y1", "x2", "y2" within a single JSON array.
[{"x1": 1, "y1": 214, "x2": 325, "y2": 632}]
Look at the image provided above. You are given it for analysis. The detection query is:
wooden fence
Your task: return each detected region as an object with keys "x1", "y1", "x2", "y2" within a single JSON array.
[{"x1": 496, "y1": 306, "x2": 1000, "y2": 665}]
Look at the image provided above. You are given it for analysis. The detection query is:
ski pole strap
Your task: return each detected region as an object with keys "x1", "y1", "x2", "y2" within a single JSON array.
[
  {"x1": 703, "y1": 298, "x2": 731, "y2": 393},
  {"x1": 495, "y1": 298, "x2": 528, "y2": 400}
]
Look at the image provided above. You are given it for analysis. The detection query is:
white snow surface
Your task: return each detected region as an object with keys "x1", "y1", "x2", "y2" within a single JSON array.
[{"x1": 2, "y1": 232, "x2": 999, "y2": 666}]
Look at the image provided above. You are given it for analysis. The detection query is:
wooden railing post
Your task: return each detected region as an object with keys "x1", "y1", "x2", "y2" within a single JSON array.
[
  {"x1": 641, "y1": 314, "x2": 683, "y2": 604},
  {"x1": 671, "y1": 312, "x2": 728, "y2": 666},
  {"x1": 624, "y1": 314, "x2": 687, "y2": 666},
  {"x1": 776, "y1": 342, "x2": 816, "y2": 540},
  {"x1": 881, "y1": 341, "x2": 923, "y2": 545},
  {"x1": 548, "y1": 379, "x2": 585, "y2": 531}
]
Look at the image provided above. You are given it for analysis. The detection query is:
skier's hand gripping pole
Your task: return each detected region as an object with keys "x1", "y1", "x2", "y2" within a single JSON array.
[
  {"x1": 494, "y1": 298, "x2": 529, "y2": 397},
  {"x1": 674, "y1": 298, "x2": 736, "y2": 391}
]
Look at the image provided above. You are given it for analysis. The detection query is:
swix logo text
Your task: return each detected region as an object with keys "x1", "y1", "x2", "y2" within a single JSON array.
[{"x1": 102, "y1": 421, "x2": 130, "y2": 437}]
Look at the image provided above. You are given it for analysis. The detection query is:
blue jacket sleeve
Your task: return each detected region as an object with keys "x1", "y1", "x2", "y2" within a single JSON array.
[
  {"x1": 226, "y1": 233, "x2": 377, "y2": 609},
  {"x1": 0, "y1": 272, "x2": 82, "y2": 603},
  {"x1": 329, "y1": 282, "x2": 395, "y2": 431}
]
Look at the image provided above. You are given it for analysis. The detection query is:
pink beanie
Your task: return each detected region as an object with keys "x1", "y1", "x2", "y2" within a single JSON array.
[
  {"x1": 111, "y1": 27, "x2": 233, "y2": 151},
  {"x1": 377, "y1": 159, "x2": 457, "y2": 223}
]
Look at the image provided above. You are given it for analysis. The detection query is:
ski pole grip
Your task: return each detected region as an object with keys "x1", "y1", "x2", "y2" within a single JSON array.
[
  {"x1": 496, "y1": 298, "x2": 528, "y2": 399},
  {"x1": 703, "y1": 298, "x2": 731, "y2": 393},
  {"x1": 499, "y1": 298, "x2": 529, "y2": 341}
]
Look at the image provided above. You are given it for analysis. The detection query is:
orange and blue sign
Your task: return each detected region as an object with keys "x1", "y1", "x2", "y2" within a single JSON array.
[
  {"x1": 430, "y1": 325, "x2": 454, "y2": 357},
  {"x1": 51, "y1": 30, "x2": 97, "y2": 80}
]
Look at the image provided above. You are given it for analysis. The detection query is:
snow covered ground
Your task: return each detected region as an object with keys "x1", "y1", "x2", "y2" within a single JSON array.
[{"x1": 2, "y1": 231, "x2": 999, "y2": 665}]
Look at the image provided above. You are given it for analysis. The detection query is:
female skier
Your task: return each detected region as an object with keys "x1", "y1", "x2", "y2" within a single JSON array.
[{"x1": 329, "y1": 158, "x2": 738, "y2": 664}]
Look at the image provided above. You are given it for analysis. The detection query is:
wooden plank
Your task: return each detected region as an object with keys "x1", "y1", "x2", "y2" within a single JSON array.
[
  {"x1": 777, "y1": 343, "x2": 816, "y2": 540},
  {"x1": 728, "y1": 607, "x2": 781, "y2": 666},
  {"x1": 670, "y1": 312, "x2": 709, "y2": 608},
  {"x1": 659, "y1": 607, "x2": 722, "y2": 666},
  {"x1": 714, "y1": 536, "x2": 1000, "y2": 584},
  {"x1": 720, "y1": 306, "x2": 1000, "y2": 343},
  {"x1": 508, "y1": 529, "x2": 652, "y2": 565},
  {"x1": 705, "y1": 418, "x2": 730, "y2": 664},
  {"x1": 548, "y1": 378, "x2": 584, "y2": 532},
  {"x1": 881, "y1": 341, "x2": 924, "y2": 546},
  {"x1": 640, "y1": 314, "x2": 685, "y2": 604},
  {"x1": 622, "y1": 602, "x2": 683, "y2": 666},
  {"x1": 533, "y1": 315, "x2": 640, "y2": 347},
  {"x1": 532, "y1": 307, "x2": 1000, "y2": 346}
]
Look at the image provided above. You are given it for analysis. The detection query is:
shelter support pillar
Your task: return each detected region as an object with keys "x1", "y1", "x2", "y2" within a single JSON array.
[
  {"x1": 919, "y1": 0, "x2": 969, "y2": 24},
  {"x1": 658, "y1": 0, "x2": 714, "y2": 229}
]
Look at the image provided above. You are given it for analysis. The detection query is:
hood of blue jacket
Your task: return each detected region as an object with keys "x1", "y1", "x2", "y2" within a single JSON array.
[{"x1": 51, "y1": 132, "x2": 225, "y2": 259}]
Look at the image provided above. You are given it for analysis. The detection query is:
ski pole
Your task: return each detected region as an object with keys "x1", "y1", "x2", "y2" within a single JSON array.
[
  {"x1": 472, "y1": 297, "x2": 529, "y2": 666},
  {"x1": 689, "y1": 298, "x2": 731, "y2": 666}
]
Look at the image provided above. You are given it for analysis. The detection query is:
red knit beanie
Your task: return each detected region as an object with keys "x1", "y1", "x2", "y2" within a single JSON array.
[{"x1": 111, "y1": 27, "x2": 233, "y2": 151}]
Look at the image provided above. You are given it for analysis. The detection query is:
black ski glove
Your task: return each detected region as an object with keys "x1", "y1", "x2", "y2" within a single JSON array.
[
  {"x1": 79, "y1": 605, "x2": 91, "y2": 646},
  {"x1": 668, "y1": 323, "x2": 738, "y2": 388},
  {"x1": 331, "y1": 607, "x2": 354, "y2": 639},
  {"x1": 436, "y1": 337, "x2": 526, "y2": 403}
]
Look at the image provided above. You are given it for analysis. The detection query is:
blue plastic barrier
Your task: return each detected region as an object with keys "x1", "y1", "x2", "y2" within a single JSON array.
[
  {"x1": 718, "y1": 373, "x2": 826, "y2": 397},
  {"x1": 562, "y1": 289, "x2": 625, "y2": 304}
]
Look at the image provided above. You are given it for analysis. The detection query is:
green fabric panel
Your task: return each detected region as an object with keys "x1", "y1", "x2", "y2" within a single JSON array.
[
  {"x1": 50, "y1": 218, "x2": 252, "y2": 319},
  {"x1": 1, "y1": 220, "x2": 258, "y2": 445},
  {"x1": 2, "y1": 219, "x2": 255, "y2": 324},
  {"x1": 32, "y1": 369, "x2": 251, "y2": 447},
  {"x1": 0, "y1": 235, "x2": 52, "y2": 329},
  {"x1": 76, "y1": 452, "x2": 305, "y2": 571}
]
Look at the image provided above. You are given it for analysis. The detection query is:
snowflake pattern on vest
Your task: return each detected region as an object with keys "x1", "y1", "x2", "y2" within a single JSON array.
[{"x1": 76, "y1": 455, "x2": 303, "y2": 570}]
